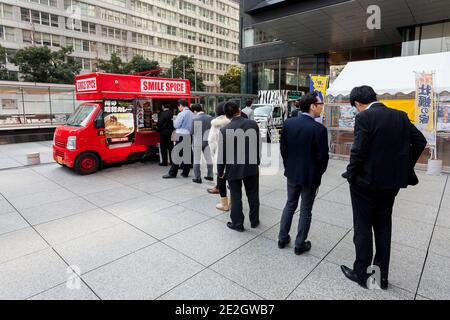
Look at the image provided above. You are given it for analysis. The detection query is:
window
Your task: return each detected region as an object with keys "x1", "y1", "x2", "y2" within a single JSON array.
[
  {"x1": 0, "y1": 26, "x2": 15, "y2": 41},
  {"x1": 20, "y1": 8, "x2": 59, "y2": 27},
  {"x1": 41, "y1": 12, "x2": 50, "y2": 26},
  {"x1": 1, "y1": 4, "x2": 13, "y2": 19}
]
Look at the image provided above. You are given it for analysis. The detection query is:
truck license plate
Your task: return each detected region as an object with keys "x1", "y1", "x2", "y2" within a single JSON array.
[{"x1": 56, "y1": 156, "x2": 63, "y2": 165}]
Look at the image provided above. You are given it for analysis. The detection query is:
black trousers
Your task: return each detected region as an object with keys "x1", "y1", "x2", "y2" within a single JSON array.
[
  {"x1": 228, "y1": 174, "x2": 259, "y2": 228},
  {"x1": 168, "y1": 135, "x2": 191, "y2": 177},
  {"x1": 217, "y1": 175, "x2": 227, "y2": 197},
  {"x1": 159, "y1": 131, "x2": 173, "y2": 166},
  {"x1": 350, "y1": 183, "x2": 399, "y2": 281}
]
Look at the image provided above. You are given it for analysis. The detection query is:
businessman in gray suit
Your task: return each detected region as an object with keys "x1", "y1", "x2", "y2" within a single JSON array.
[{"x1": 191, "y1": 104, "x2": 214, "y2": 184}]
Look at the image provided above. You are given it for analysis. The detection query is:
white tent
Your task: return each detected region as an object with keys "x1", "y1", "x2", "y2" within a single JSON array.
[{"x1": 327, "y1": 52, "x2": 450, "y2": 97}]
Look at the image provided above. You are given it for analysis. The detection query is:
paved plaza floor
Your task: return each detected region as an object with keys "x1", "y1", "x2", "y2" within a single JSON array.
[{"x1": 0, "y1": 142, "x2": 449, "y2": 300}]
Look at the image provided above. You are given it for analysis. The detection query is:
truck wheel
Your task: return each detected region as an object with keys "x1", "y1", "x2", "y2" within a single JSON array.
[{"x1": 75, "y1": 152, "x2": 100, "y2": 175}]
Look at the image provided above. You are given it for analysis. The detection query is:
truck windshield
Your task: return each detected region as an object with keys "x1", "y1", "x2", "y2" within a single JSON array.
[
  {"x1": 66, "y1": 104, "x2": 97, "y2": 127},
  {"x1": 253, "y1": 106, "x2": 272, "y2": 117}
]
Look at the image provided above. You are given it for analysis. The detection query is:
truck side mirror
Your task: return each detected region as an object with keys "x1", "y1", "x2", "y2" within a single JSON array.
[{"x1": 94, "y1": 118, "x2": 105, "y2": 128}]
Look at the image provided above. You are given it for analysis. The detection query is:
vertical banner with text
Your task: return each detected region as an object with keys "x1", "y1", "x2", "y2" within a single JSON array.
[{"x1": 414, "y1": 72, "x2": 436, "y2": 147}]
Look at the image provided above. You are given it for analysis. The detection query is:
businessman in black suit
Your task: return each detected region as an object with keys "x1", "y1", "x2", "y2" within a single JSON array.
[
  {"x1": 341, "y1": 86, "x2": 427, "y2": 289},
  {"x1": 217, "y1": 101, "x2": 261, "y2": 232},
  {"x1": 278, "y1": 92, "x2": 329, "y2": 255},
  {"x1": 157, "y1": 105, "x2": 174, "y2": 166}
]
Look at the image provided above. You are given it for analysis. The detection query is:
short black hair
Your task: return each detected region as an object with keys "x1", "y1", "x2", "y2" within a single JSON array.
[
  {"x1": 191, "y1": 103, "x2": 203, "y2": 113},
  {"x1": 223, "y1": 101, "x2": 240, "y2": 119},
  {"x1": 215, "y1": 102, "x2": 226, "y2": 116},
  {"x1": 177, "y1": 99, "x2": 188, "y2": 107},
  {"x1": 299, "y1": 92, "x2": 319, "y2": 113},
  {"x1": 245, "y1": 99, "x2": 253, "y2": 107},
  {"x1": 349, "y1": 86, "x2": 377, "y2": 107}
]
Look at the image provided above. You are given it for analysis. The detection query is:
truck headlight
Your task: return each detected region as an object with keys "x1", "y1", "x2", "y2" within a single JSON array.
[{"x1": 67, "y1": 136, "x2": 77, "y2": 150}]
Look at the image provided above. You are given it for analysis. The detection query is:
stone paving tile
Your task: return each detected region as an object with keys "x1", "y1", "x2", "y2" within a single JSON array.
[
  {"x1": 429, "y1": 225, "x2": 450, "y2": 258},
  {"x1": 320, "y1": 184, "x2": 352, "y2": 207},
  {"x1": 0, "y1": 180, "x2": 63, "y2": 199},
  {"x1": 260, "y1": 190, "x2": 289, "y2": 211},
  {"x1": 82, "y1": 242, "x2": 203, "y2": 300},
  {"x1": 103, "y1": 194, "x2": 175, "y2": 220},
  {"x1": 125, "y1": 205, "x2": 210, "y2": 240},
  {"x1": 0, "y1": 248, "x2": 68, "y2": 300},
  {"x1": 28, "y1": 280, "x2": 99, "y2": 300},
  {"x1": 0, "y1": 228, "x2": 48, "y2": 264},
  {"x1": 287, "y1": 261, "x2": 414, "y2": 300},
  {"x1": 19, "y1": 197, "x2": 97, "y2": 226},
  {"x1": 159, "y1": 269, "x2": 261, "y2": 300},
  {"x1": 418, "y1": 253, "x2": 450, "y2": 300},
  {"x1": 391, "y1": 216, "x2": 434, "y2": 251},
  {"x1": 311, "y1": 199, "x2": 354, "y2": 229},
  {"x1": 82, "y1": 186, "x2": 147, "y2": 207},
  {"x1": 211, "y1": 236, "x2": 321, "y2": 300},
  {"x1": 0, "y1": 158, "x2": 22, "y2": 170},
  {"x1": 7, "y1": 189, "x2": 76, "y2": 211},
  {"x1": 153, "y1": 183, "x2": 210, "y2": 204},
  {"x1": 0, "y1": 199, "x2": 16, "y2": 215},
  {"x1": 393, "y1": 198, "x2": 439, "y2": 225},
  {"x1": 35, "y1": 209, "x2": 122, "y2": 245},
  {"x1": 436, "y1": 204, "x2": 450, "y2": 229},
  {"x1": 0, "y1": 211, "x2": 29, "y2": 236},
  {"x1": 262, "y1": 219, "x2": 350, "y2": 260},
  {"x1": 131, "y1": 178, "x2": 186, "y2": 195},
  {"x1": 54, "y1": 223, "x2": 157, "y2": 273},
  {"x1": 324, "y1": 232, "x2": 427, "y2": 294},
  {"x1": 214, "y1": 204, "x2": 282, "y2": 234},
  {"x1": 163, "y1": 219, "x2": 257, "y2": 266},
  {"x1": 179, "y1": 194, "x2": 227, "y2": 218}
]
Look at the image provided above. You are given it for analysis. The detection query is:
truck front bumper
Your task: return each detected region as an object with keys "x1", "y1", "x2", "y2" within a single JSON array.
[{"x1": 53, "y1": 145, "x2": 76, "y2": 168}]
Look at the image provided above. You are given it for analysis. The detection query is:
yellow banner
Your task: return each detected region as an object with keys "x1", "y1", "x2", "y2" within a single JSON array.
[
  {"x1": 380, "y1": 99, "x2": 415, "y2": 122},
  {"x1": 310, "y1": 75, "x2": 329, "y2": 101}
]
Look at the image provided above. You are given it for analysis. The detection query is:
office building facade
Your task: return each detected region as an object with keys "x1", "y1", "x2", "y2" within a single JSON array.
[
  {"x1": 0, "y1": 0, "x2": 240, "y2": 92},
  {"x1": 240, "y1": 0, "x2": 450, "y2": 94}
]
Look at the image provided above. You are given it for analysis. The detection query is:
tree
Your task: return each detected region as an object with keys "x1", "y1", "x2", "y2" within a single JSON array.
[
  {"x1": 0, "y1": 45, "x2": 8, "y2": 80},
  {"x1": 96, "y1": 52, "x2": 127, "y2": 74},
  {"x1": 96, "y1": 54, "x2": 161, "y2": 76},
  {"x1": 162, "y1": 55, "x2": 205, "y2": 91},
  {"x1": 11, "y1": 46, "x2": 81, "y2": 83},
  {"x1": 219, "y1": 65, "x2": 242, "y2": 93},
  {"x1": 126, "y1": 55, "x2": 161, "y2": 76}
]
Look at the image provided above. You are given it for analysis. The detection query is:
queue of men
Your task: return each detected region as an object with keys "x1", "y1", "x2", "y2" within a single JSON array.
[{"x1": 159, "y1": 86, "x2": 427, "y2": 290}]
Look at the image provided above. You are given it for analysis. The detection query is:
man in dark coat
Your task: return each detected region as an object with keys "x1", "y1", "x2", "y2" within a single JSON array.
[
  {"x1": 340, "y1": 85, "x2": 427, "y2": 290},
  {"x1": 157, "y1": 105, "x2": 174, "y2": 166}
]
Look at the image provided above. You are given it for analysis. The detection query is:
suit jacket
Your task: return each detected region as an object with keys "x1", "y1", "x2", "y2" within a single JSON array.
[
  {"x1": 191, "y1": 112, "x2": 212, "y2": 148},
  {"x1": 217, "y1": 116, "x2": 261, "y2": 181},
  {"x1": 157, "y1": 109, "x2": 174, "y2": 135},
  {"x1": 345, "y1": 102, "x2": 427, "y2": 189},
  {"x1": 280, "y1": 114, "x2": 329, "y2": 188}
]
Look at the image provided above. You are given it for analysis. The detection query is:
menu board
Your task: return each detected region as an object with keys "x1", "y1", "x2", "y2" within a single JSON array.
[
  {"x1": 325, "y1": 104, "x2": 357, "y2": 128},
  {"x1": 103, "y1": 100, "x2": 134, "y2": 144},
  {"x1": 136, "y1": 99, "x2": 154, "y2": 132},
  {"x1": 437, "y1": 103, "x2": 450, "y2": 131}
]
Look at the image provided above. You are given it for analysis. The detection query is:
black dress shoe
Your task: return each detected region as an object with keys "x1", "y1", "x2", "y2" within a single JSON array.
[
  {"x1": 192, "y1": 178, "x2": 202, "y2": 184},
  {"x1": 204, "y1": 176, "x2": 214, "y2": 181},
  {"x1": 340, "y1": 265, "x2": 368, "y2": 289},
  {"x1": 294, "y1": 241, "x2": 311, "y2": 255},
  {"x1": 162, "y1": 174, "x2": 176, "y2": 179},
  {"x1": 251, "y1": 220, "x2": 260, "y2": 228},
  {"x1": 278, "y1": 236, "x2": 291, "y2": 249},
  {"x1": 159, "y1": 163, "x2": 168, "y2": 166},
  {"x1": 227, "y1": 222, "x2": 244, "y2": 232},
  {"x1": 181, "y1": 173, "x2": 189, "y2": 178}
]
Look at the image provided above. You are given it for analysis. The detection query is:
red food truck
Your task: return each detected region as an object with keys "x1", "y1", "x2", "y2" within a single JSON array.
[{"x1": 53, "y1": 72, "x2": 192, "y2": 175}]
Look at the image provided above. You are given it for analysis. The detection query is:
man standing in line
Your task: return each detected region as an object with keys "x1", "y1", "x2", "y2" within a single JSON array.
[
  {"x1": 241, "y1": 99, "x2": 255, "y2": 120},
  {"x1": 163, "y1": 99, "x2": 194, "y2": 179},
  {"x1": 157, "y1": 104, "x2": 174, "y2": 166},
  {"x1": 217, "y1": 101, "x2": 261, "y2": 232},
  {"x1": 278, "y1": 92, "x2": 329, "y2": 255},
  {"x1": 340, "y1": 86, "x2": 426, "y2": 289},
  {"x1": 191, "y1": 104, "x2": 214, "y2": 184},
  {"x1": 290, "y1": 99, "x2": 301, "y2": 117}
]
